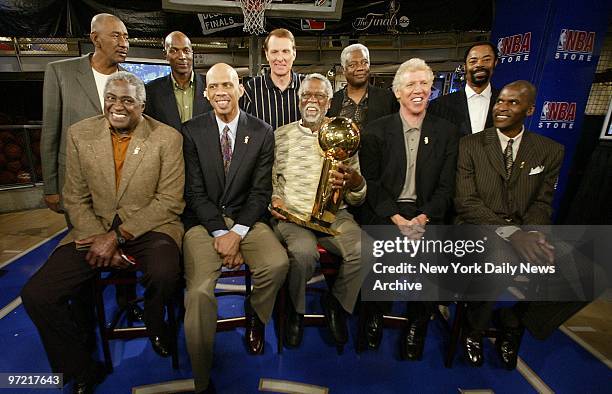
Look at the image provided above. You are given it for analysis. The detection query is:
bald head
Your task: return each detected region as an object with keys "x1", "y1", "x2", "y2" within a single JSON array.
[
  {"x1": 89, "y1": 13, "x2": 128, "y2": 68},
  {"x1": 504, "y1": 80, "x2": 537, "y2": 105},
  {"x1": 164, "y1": 31, "x2": 191, "y2": 51},
  {"x1": 91, "y1": 13, "x2": 124, "y2": 33},
  {"x1": 206, "y1": 63, "x2": 244, "y2": 122},
  {"x1": 164, "y1": 31, "x2": 193, "y2": 78}
]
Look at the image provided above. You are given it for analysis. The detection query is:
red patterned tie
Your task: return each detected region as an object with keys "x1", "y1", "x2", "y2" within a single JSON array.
[{"x1": 221, "y1": 125, "x2": 232, "y2": 175}]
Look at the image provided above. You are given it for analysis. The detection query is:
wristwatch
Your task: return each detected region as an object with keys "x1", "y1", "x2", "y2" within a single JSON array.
[{"x1": 114, "y1": 227, "x2": 126, "y2": 246}]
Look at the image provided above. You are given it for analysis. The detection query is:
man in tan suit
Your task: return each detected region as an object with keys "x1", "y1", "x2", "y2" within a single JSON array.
[{"x1": 22, "y1": 72, "x2": 184, "y2": 393}]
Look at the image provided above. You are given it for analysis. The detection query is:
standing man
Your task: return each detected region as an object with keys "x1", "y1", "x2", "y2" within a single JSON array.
[
  {"x1": 182, "y1": 63, "x2": 289, "y2": 394},
  {"x1": 240, "y1": 28, "x2": 304, "y2": 130},
  {"x1": 22, "y1": 72, "x2": 185, "y2": 393},
  {"x1": 145, "y1": 31, "x2": 212, "y2": 132},
  {"x1": 271, "y1": 73, "x2": 367, "y2": 349},
  {"x1": 428, "y1": 42, "x2": 499, "y2": 135},
  {"x1": 455, "y1": 80, "x2": 585, "y2": 369},
  {"x1": 327, "y1": 43, "x2": 398, "y2": 130},
  {"x1": 41, "y1": 13, "x2": 129, "y2": 213},
  {"x1": 359, "y1": 58, "x2": 459, "y2": 358}
]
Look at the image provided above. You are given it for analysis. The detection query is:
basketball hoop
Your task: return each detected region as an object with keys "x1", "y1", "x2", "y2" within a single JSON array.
[{"x1": 238, "y1": 0, "x2": 273, "y2": 35}]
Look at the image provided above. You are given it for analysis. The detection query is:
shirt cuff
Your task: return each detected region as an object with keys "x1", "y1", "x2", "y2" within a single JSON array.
[
  {"x1": 496, "y1": 226, "x2": 521, "y2": 241},
  {"x1": 231, "y1": 224, "x2": 250, "y2": 239},
  {"x1": 212, "y1": 229, "x2": 229, "y2": 238}
]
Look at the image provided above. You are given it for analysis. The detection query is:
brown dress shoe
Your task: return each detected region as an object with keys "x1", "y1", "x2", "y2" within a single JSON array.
[{"x1": 245, "y1": 298, "x2": 265, "y2": 354}]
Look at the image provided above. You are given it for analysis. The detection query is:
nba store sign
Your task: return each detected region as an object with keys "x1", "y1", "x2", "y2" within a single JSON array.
[
  {"x1": 497, "y1": 32, "x2": 531, "y2": 63},
  {"x1": 555, "y1": 29, "x2": 595, "y2": 62},
  {"x1": 538, "y1": 101, "x2": 577, "y2": 129}
]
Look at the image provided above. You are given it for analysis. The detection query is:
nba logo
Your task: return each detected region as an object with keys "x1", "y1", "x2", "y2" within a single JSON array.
[
  {"x1": 541, "y1": 102, "x2": 550, "y2": 120},
  {"x1": 557, "y1": 29, "x2": 567, "y2": 51},
  {"x1": 497, "y1": 38, "x2": 504, "y2": 56}
]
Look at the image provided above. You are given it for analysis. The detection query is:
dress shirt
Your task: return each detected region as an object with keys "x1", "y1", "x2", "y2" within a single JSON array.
[{"x1": 466, "y1": 83, "x2": 492, "y2": 134}]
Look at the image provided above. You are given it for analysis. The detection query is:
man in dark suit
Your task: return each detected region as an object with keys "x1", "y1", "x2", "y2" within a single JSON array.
[
  {"x1": 145, "y1": 31, "x2": 212, "y2": 131},
  {"x1": 428, "y1": 42, "x2": 500, "y2": 135},
  {"x1": 455, "y1": 80, "x2": 585, "y2": 369},
  {"x1": 327, "y1": 43, "x2": 398, "y2": 130},
  {"x1": 359, "y1": 58, "x2": 459, "y2": 358},
  {"x1": 181, "y1": 63, "x2": 289, "y2": 394}
]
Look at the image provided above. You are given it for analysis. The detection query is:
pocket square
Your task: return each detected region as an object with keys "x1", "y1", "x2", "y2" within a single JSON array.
[{"x1": 529, "y1": 165, "x2": 544, "y2": 175}]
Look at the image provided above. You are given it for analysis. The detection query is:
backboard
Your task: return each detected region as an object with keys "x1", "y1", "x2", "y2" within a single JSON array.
[{"x1": 162, "y1": 0, "x2": 344, "y2": 20}]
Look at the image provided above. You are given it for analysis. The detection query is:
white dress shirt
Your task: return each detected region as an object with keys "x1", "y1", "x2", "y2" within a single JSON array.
[{"x1": 465, "y1": 83, "x2": 492, "y2": 134}]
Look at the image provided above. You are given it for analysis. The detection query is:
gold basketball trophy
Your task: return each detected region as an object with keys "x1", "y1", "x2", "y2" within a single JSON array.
[{"x1": 272, "y1": 117, "x2": 361, "y2": 236}]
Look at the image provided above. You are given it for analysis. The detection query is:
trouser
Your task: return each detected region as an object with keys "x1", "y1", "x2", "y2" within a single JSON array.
[
  {"x1": 182, "y1": 219, "x2": 289, "y2": 392},
  {"x1": 273, "y1": 209, "x2": 364, "y2": 315},
  {"x1": 21, "y1": 231, "x2": 180, "y2": 379}
]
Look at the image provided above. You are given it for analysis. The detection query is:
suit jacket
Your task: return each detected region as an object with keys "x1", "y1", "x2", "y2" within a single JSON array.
[
  {"x1": 327, "y1": 84, "x2": 399, "y2": 128},
  {"x1": 454, "y1": 127, "x2": 564, "y2": 225},
  {"x1": 41, "y1": 54, "x2": 115, "y2": 195},
  {"x1": 61, "y1": 114, "x2": 185, "y2": 248},
  {"x1": 427, "y1": 85, "x2": 500, "y2": 135},
  {"x1": 182, "y1": 110, "x2": 275, "y2": 233},
  {"x1": 359, "y1": 111, "x2": 459, "y2": 224},
  {"x1": 145, "y1": 72, "x2": 212, "y2": 132}
]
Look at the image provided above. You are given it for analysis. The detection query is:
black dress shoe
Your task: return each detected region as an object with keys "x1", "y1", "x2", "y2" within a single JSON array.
[
  {"x1": 400, "y1": 319, "x2": 428, "y2": 361},
  {"x1": 321, "y1": 292, "x2": 348, "y2": 345},
  {"x1": 72, "y1": 362, "x2": 107, "y2": 394},
  {"x1": 149, "y1": 335, "x2": 172, "y2": 358},
  {"x1": 496, "y1": 327, "x2": 523, "y2": 370},
  {"x1": 245, "y1": 299, "x2": 265, "y2": 354},
  {"x1": 126, "y1": 304, "x2": 145, "y2": 323},
  {"x1": 364, "y1": 312, "x2": 383, "y2": 350},
  {"x1": 462, "y1": 330, "x2": 484, "y2": 367},
  {"x1": 285, "y1": 309, "x2": 304, "y2": 348}
]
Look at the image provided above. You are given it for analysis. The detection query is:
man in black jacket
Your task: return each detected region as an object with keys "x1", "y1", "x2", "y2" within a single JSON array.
[{"x1": 327, "y1": 43, "x2": 398, "y2": 130}]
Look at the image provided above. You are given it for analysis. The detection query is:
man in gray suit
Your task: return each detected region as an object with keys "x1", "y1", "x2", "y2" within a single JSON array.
[
  {"x1": 41, "y1": 13, "x2": 129, "y2": 213},
  {"x1": 455, "y1": 80, "x2": 585, "y2": 369}
]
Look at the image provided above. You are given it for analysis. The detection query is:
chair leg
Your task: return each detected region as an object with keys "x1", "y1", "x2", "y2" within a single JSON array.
[
  {"x1": 94, "y1": 279, "x2": 114, "y2": 373},
  {"x1": 276, "y1": 284, "x2": 286, "y2": 354},
  {"x1": 445, "y1": 302, "x2": 466, "y2": 368},
  {"x1": 167, "y1": 302, "x2": 179, "y2": 370}
]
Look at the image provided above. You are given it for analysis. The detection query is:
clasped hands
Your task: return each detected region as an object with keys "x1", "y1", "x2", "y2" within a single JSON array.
[
  {"x1": 509, "y1": 230, "x2": 555, "y2": 265},
  {"x1": 214, "y1": 231, "x2": 244, "y2": 270},
  {"x1": 391, "y1": 213, "x2": 429, "y2": 240},
  {"x1": 75, "y1": 232, "x2": 131, "y2": 269}
]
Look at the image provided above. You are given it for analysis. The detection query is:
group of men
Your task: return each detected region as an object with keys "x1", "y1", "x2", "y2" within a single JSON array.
[{"x1": 20, "y1": 12, "x2": 585, "y2": 394}]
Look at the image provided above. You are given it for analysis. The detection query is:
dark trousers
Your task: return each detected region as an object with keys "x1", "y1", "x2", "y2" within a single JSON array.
[{"x1": 21, "y1": 231, "x2": 180, "y2": 378}]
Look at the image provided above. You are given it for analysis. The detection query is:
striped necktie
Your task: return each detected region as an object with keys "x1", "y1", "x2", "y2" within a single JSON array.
[
  {"x1": 504, "y1": 139, "x2": 514, "y2": 179},
  {"x1": 221, "y1": 125, "x2": 232, "y2": 175}
]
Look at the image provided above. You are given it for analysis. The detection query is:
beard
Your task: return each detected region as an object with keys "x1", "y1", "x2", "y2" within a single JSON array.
[{"x1": 468, "y1": 68, "x2": 491, "y2": 86}]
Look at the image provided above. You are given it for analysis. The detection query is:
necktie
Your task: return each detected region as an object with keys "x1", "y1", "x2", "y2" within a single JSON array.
[
  {"x1": 221, "y1": 125, "x2": 232, "y2": 175},
  {"x1": 504, "y1": 138, "x2": 514, "y2": 179}
]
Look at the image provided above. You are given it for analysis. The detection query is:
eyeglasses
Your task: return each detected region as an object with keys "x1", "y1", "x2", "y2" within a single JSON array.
[
  {"x1": 300, "y1": 92, "x2": 328, "y2": 101},
  {"x1": 166, "y1": 47, "x2": 193, "y2": 56},
  {"x1": 345, "y1": 59, "x2": 370, "y2": 70},
  {"x1": 104, "y1": 95, "x2": 139, "y2": 107}
]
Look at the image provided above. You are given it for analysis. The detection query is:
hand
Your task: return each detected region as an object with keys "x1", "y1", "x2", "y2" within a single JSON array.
[
  {"x1": 509, "y1": 230, "x2": 555, "y2": 265},
  {"x1": 329, "y1": 162, "x2": 363, "y2": 191},
  {"x1": 110, "y1": 250, "x2": 131, "y2": 269},
  {"x1": 79, "y1": 232, "x2": 119, "y2": 268},
  {"x1": 270, "y1": 197, "x2": 287, "y2": 220},
  {"x1": 222, "y1": 251, "x2": 245, "y2": 270},
  {"x1": 412, "y1": 213, "x2": 430, "y2": 226},
  {"x1": 44, "y1": 194, "x2": 63, "y2": 213},
  {"x1": 391, "y1": 214, "x2": 425, "y2": 240},
  {"x1": 213, "y1": 231, "x2": 241, "y2": 259}
]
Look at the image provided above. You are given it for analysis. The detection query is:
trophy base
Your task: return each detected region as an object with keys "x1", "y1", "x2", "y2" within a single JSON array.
[{"x1": 271, "y1": 207, "x2": 340, "y2": 236}]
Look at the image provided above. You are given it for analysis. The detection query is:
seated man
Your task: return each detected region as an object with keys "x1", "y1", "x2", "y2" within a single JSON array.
[
  {"x1": 455, "y1": 80, "x2": 586, "y2": 369},
  {"x1": 21, "y1": 71, "x2": 185, "y2": 393},
  {"x1": 270, "y1": 73, "x2": 367, "y2": 349},
  {"x1": 181, "y1": 63, "x2": 289, "y2": 394}
]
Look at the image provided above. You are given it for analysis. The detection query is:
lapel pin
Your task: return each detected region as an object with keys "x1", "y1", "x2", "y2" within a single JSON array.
[
  {"x1": 424, "y1": 137, "x2": 429, "y2": 145},
  {"x1": 133, "y1": 146, "x2": 140, "y2": 155},
  {"x1": 520, "y1": 161, "x2": 525, "y2": 169},
  {"x1": 244, "y1": 136, "x2": 250, "y2": 144}
]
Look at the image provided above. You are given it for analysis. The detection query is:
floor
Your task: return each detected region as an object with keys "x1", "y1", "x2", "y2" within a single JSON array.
[{"x1": 0, "y1": 209, "x2": 611, "y2": 393}]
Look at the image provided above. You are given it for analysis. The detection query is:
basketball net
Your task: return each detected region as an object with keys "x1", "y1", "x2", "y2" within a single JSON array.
[{"x1": 238, "y1": 0, "x2": 273, "y2": 35}]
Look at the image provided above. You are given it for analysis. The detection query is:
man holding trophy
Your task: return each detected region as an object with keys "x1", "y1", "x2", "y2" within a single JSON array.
[{"x1": 270, "y1": 73, "x2": 367, "y2": 350}]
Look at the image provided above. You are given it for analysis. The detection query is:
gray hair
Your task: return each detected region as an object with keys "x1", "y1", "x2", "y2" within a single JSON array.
[
  {"x1": 104, "y1": 71, "x2": 146, "y2": 103},
  {"x1": 392, "y1": 58, "x2": 434, "y2": 95},
  {"x1": 340, "y1": 44, "x2": 370, "y2": 68},
  {"x1": 298, "y1": 73, "x2": 333, "y2": 100},
  {"x1": 90, "y1": 13, "x2": 122, "y2": 33}
]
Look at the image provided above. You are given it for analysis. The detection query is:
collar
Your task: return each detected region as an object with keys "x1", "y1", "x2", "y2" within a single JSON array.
[
  {"x1": 215, "y1": 111, "x2": 240, "y2": 139},
  {"x1": 342, "y1": 85, "x2": 369, "y2": 104},
  {"x1": 465, "y1": 83, "x2": 492, "y2": 99},
  {"x1": 263, "y1": 70, "x2": 299, "y2": 90},
  {"x1": 399, "y1": 111, "x2": 423, "y2": 132},
  {"x1": 297, "y1": 120, "x2": 321, "y2": 136},
  {"x1": 496, "y1": 126, "x2": 524, "y2": 144},
  {"x1": 171, "y1": 71, "x2": 194, "y2": 90}
]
